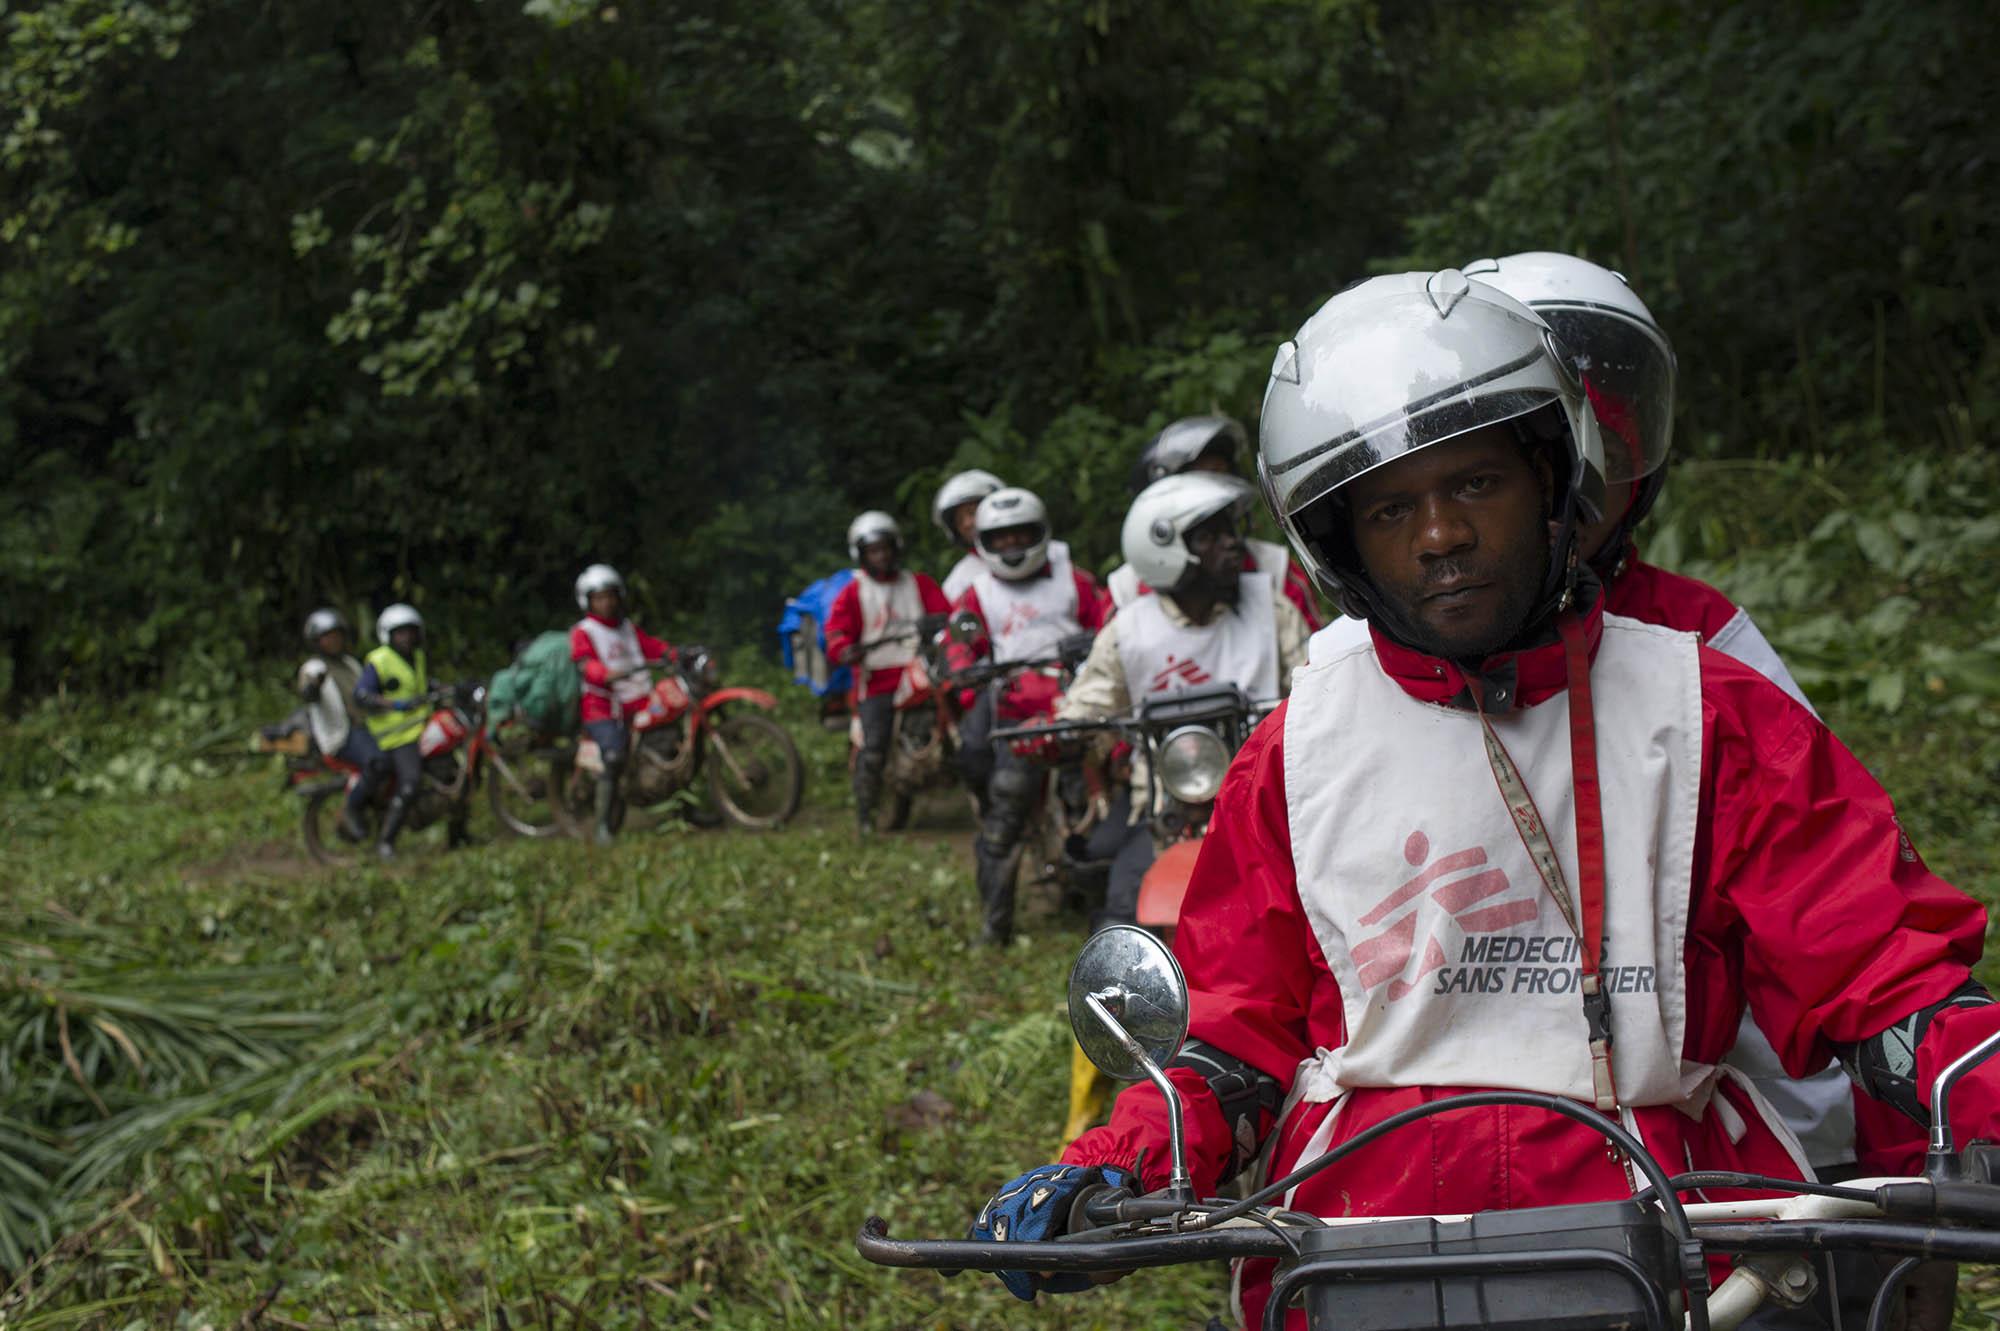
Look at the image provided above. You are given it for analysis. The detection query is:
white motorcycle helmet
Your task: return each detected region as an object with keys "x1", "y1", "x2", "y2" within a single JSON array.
[
  {"x1": 1257, "y1": 269, "x2": 1606, "y2": 632},
  {"x1": 376, "y1": 603, "x2": 424, "y2": 645},
  {"x1": 1462, "y1": 252, "x2": 1676, "y2": 493},
  {"x1": 574, "y1": 563, "x2": 625, "y2": 612},
  {"x1": 1121, "y1": 473, "x2": 1257, "y2": 593},
  {"x1": 846, "y1": 510, "x2": 902, "y2": 564},
  {"x1": 931, "y1": 469, "x2": 1005, "y2": 545},
  {"x1": 1130, "y1": 415, "x2": 1248, "y2": 493},
  {"x1": 973, "y1": 487, "x2": 1052, "y2": 581},
  {"x1": 302, "y1": 607, "x2": 351, "y2": 649}
]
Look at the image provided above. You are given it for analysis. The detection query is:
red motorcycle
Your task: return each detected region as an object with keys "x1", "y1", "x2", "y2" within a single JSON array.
[
  {"x1": 561, "y1": 645, "x2": 804, "y2": 833},
  {"x1": 845, "y1": 613, "x2": 960, "y2": 831},
  {"x1": 267, "y1": 682, "x2": 494, "y2": 866}
]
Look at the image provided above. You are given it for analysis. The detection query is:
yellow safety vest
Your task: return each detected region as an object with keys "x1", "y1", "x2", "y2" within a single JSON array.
[{"x1": 363, "y1": 645, "x2": 430, "y2": 749}]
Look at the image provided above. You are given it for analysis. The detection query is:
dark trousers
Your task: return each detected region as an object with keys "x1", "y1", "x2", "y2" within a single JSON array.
[
  {"x1": 1080, "y1": 790, "x2": 1155, "y2": 931},
  {"x1": 378, "y1": 741, "x2": 423, "y2": 801},
  {"x1": 584, "y1": 717, "x2": 629, "y2": 764},
  {"x1": 337, "y1": 728, "x2": 383, "y2": 815},
  {"x1": 852, "y1": 693, "x2": 896, "y2": 822},
  {"x1": 973, "y1": 742, "x2": 1040, "y2": 942},
  {"x1": 957, "y1": 688, "x2": 997, "y2": 812}
]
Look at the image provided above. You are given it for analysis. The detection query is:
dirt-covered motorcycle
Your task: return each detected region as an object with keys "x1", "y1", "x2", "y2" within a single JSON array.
[
  {"x1": 559, "y1": 645, "x2": 804, "y2": 835},
  {"x1": 274, "y1": 681, "x2": 492, "y2": 866}
]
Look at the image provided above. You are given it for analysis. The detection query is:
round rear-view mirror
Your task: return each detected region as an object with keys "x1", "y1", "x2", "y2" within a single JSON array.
[{"x1": 1066, "y1": 925, "x2": 1189, "y2": 1083}]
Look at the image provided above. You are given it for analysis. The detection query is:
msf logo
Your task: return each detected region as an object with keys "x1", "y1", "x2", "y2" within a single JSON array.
[
  {"x1": 1352, "y1": 829, "x2": 1540, "y2": 1003},
  {"x1": 1147, "y1": 656, "x2": 1213, "y2": 693}
]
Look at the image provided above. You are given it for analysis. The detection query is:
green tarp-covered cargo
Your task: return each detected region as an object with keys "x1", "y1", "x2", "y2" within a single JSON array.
[{"x1": 486, "y1": 630, "x2": 581, "y2": 735}]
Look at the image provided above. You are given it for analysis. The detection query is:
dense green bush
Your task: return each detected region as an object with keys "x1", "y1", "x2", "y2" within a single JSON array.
[{"x1": 4, "y1": 0, "x2": 1994, "y2": 701}]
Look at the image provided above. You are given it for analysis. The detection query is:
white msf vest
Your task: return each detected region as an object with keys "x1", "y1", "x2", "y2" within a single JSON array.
[
  {"x1": 1283, "y1": 615, "x2": 1709, "y2": 1108},
  {"x1": 574, "y1": 616, "x2": 651, "y2": 707},
  {"x1": 970, "y1": 551, "x2": 1083, "y2": 663},
  {"x1": 1115, "y1": 573, "x2": 1279, "y2": 702},
  {"x1": 943, "y1": 552, "x2": 983, "y2": 602},
  {"x1": 854, "y1": 571, "x2": 925, "y2": 672},
  {"x1": 1305, "y1": 602, "x2": 1851, "y2": 1165}
]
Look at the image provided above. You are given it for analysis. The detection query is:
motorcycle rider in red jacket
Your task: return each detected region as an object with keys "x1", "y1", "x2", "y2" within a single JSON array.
[
  {"x1": 972, "y1": 273, "x2": 2000, "y2": 1329},
  {"x1": 1306, "y1": 252, "x2": 1926, "y2": 1204},
  {"x1": 945, "y1": 486, "x2": 1112, "y2": 943},
  {"x1": 569, "y1": 564, "x2": 674, "y2": 847},
  {"x1": 823, "y1": 511, "x2": 949, "y2": 837}
]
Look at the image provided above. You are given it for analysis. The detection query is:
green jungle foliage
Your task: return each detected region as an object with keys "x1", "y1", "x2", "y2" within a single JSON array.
[
  {"x1": 4, "y1": 0, "x2": 1997, "y2": 697},
  {"x1": 1, "y1": 446, "x2": 1997, "y2": 1326}
]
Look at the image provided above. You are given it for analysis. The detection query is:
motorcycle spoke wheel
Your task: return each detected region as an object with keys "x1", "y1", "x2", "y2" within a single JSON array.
[
  {"x1": 707, "y1": 713, "x2": 804, "y2": 829},
  {"x1": 487, "y1": 747, "x2": 566, "y2": 840},
  {"x1": 302, "y1": 787, "x2": 361, "y2": 867}
]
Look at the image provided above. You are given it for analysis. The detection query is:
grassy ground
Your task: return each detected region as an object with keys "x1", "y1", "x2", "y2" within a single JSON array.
[{"x1": 2, "y1": 445, "x2": 1997, "y2": 1329}]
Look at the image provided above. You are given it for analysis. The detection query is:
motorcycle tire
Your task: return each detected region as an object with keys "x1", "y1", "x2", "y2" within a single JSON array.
[
  {"x1": 302, "y1": 786, "x2": 361, "y2": 868},
  {"x1": 707, "y1": 712, "x2": 805, "y2": 829},
  {"x1": 487, "y1": 747, "x2": 566, "y2": 839}
]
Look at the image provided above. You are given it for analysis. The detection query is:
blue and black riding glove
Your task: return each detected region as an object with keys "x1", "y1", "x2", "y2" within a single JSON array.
[{"x1": 968, "y1": 1163, "x2": 1131, "y2": 1301}]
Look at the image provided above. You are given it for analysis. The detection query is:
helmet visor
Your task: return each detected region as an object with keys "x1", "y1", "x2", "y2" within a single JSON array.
[
  {"x1": 1537, "y1": 306, "x2": 1674, "y2": 485},
  {"x1": 1266, "y1": 379, "x2": 1560, "y2": 519}
]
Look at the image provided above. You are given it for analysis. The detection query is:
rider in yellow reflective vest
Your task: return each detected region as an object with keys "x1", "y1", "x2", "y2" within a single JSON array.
[{"x1": 354, "y1": 603, "x2": 433, "y2": 861}]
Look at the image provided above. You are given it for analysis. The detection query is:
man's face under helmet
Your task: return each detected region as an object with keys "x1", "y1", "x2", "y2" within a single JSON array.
[{"x1": 1257, "y1": 270, "x2": 1607, "y2": 660}]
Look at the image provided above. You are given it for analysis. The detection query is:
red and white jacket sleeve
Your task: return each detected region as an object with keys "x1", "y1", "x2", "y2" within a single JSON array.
[
  {"x1": 823, "y1": 579, "x2": 864, "y2": 669},
  {"x1": 1075, "y1": 568, "x2": 1114, "y2": 632},
  {"x1": 916, "y1": 572, "x2": 951, "y2": 616},
  {"x1": 569, "y1": 623, "x2": 607, "y2": 686},
  {"x1": 1061, "y1": 707, "x2": 1329, "y2": 1191},
  {"x1": 1697, "y1": 649, "x2": 2000, "y2": 1143},
  {"x1": 637, "y1": 626, "x2": 673, "y2": 664}
]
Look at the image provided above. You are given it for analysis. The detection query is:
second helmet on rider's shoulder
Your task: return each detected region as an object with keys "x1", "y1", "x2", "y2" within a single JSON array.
[
  {"x1": 1131, "y1": 415, "x2": 1248, "y2": 494},
  {"x1": 1121, "y1": 473, "x2": 1257, "y2": 593},
  {"x1": 846, "y1": 510, "x2": 903, "y2": 564},
  {"x1": 376, "y1": 603, "x2": 424, "y2": 645},
  {"x1": 931, "y1": 469, "x2": 1006, "y2": 543},
  {"x1": 1256, "y1": 269, "x2": 1605, "y2": 629},
  {"x1": 574, "y1": 563, "x2": 625, "y2": 612},
  {"x1": 303, "y1": 607, "x2": 351, "y2": 649},
  {"x1": 973, "y1": 487, "x2": 1052, "y2": 581}
]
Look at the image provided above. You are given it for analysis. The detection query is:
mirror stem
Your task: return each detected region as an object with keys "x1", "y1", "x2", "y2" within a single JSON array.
[
  {"x1": 1926, "y1": 1027, "x2": 2000, "y2": 1179},
  {"x1": 1084, "y1": 991, "x2": 1196, "y2": 1205}
]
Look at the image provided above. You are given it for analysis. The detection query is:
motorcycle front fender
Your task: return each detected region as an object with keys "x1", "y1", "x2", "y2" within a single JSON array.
[
  {"x1": 1135, "y1": 835, "x2": 1204, "y2": 932},
  {"x1": 697, "y1": 686, "x2": 779, "y2": 716}
]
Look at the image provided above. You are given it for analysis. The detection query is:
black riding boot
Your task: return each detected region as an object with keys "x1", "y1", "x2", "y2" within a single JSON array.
[
  {"x1": 375, "y1": 795, "x2": 411, "y2": 862},
  {"x1": 973, "y1": 837, "x2": 1018, "y2": 945},
  {"x1": 853, "y1": 751, "x2": 885, "y2": 838},
  {"x1": 593, "y1": 760, "x2": 624, "y2": 847}
]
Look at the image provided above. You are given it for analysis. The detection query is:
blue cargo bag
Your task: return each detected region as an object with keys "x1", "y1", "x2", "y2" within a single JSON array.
[{"x1": 778, "y1": 569, "x2": 854, "y2": 698}]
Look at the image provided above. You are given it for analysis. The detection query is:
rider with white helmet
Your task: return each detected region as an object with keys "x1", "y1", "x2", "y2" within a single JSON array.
[
  {"x1": 1038, "y1": 472, "x2": 1310, "y2": 925},
  {"x1": 1443, "y1": 253, "x2": 1908, "y2": 1196},
  {"x1": 1108, "y1": 415, "x2": 1327, "y2": 630},
  {"x1": 945, "y1": 487, "x2": 1113, "y2": 943},
  {"x1": 569, "y1": 563, "x2": 675, "y2": 846},
  {"x1": 932, "y1": 468, "x2": 1076, "y2": 601},
  {"x1": 972, "y1": 272, "x2": 2000, "y2": 1331},
  {"x1": 295, "y1": 608, "x2": 377, "y2": 843},
  {"x1": 353, "y1": 602, "x2": 442, "y2": 859},
  {"x1": 931, "y1": 469, "x2": 1006, "y2": 601},
  {"x1": 823, "y1": 512, "x2": 949, "y2": 835}
]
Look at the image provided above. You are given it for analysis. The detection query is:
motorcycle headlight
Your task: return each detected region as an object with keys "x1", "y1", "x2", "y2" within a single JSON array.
[
  {"x1": 686, "y1": 648, "x2": 721, "y2": 690},
  {"x1": 1158, "y1": 725, "x2": 1229, "y2": 805}
]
